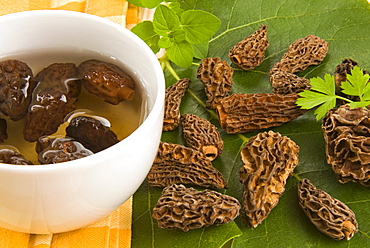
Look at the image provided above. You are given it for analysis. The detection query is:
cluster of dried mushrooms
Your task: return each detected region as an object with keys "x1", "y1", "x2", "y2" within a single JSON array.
[
  {"x1": 0, "y1": 59, "x2": 130, "y2": 164},
  {"x1": 150, "y1": 24, "x2": 361, "y2": 241}
]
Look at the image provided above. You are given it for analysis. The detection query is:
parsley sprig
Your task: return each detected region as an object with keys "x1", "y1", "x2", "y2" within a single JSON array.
[
  {"x1": 128, "y1": 0, "x2": 220, "y2": 68},
  {"x1": 296, "y1": 66, "x2": 370, "y2": 120}
]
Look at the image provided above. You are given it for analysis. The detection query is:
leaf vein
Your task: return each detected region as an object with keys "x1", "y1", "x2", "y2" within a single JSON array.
[
  {"x1": 346, "y1": 199, "x2": 370, "y2": 204},
  {"x1": 210, "y1": 6, "x2": 367, "y2": 43}
]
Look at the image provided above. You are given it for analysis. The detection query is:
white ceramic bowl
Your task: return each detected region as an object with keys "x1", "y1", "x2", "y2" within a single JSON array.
[{"x1": 0, "y1": 10, "x2": 164, "y2": 233}]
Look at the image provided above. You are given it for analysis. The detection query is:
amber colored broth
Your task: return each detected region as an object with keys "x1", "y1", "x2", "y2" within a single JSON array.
[{"x1": 0, "y1": 48, "x2": 146, "y2": 164}]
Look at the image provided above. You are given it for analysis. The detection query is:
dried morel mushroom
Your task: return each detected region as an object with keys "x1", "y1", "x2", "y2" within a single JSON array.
[
  {"x1": 197, "y1": 57, "x2": 233, "y2": 109},
  {"x1": 37, "y1": 137, "x2": 93, "y2": 164},
  {"x1": 0, "y1": 149, "x2": 33, "y2": 165},
  {"x1": 78, "y1": 59, "x2": 135, "y2": 105},
  {"x1": 66, "y1": 115, "x2": 119, "y2": 153},
  {"x1": 23, "y1": 88, "x2": 76, "y2": 142},
  {"x1": 0, "y1": 60, "x2": 37, "y2": 121},
  {"x1": 181, "y1": 114, "x2": 223, "y2": 161},
  {"x1": 163, "y1": 78, "x2": 191, "y2": 131},
  {"x1": 148, "y1": 142, "x2": 227, "y2": 189},
  {"x1": 322, "y1": 104, "x2": 370, "y2": 186},
  {"x1": 34, "y1": 63, "x2": 82, "y2": 98},
  {"x1": 152, "y1": 184, "x2": 240, "y2": 232},
  {"x1": 216, "y1": 93, "x2": 306, "y2": 134},
  {"x1": 0, "y1": 118, "x2": 7, "y2": 143},
  {"x1": 270, "y1": 35, "x2": 328, "y2": 74},
  {"x1": 298, "y1": 178, "x2": 358, "y2": 241},
  {"x1": 334, "y1": 58, "x2": 359, "y2": 92},
  {"x1": 270, "y1": 70, "x2": 311, "y2": 94},
  {"x1": 229, "y1": 25, "x2": 269, "y2": 70},
  {"x1": 23, "y1": 63, "x2": 82, "y2": 142},
  {"x1": 239, "y1": 131, "x2": 299, "y2": 228}
]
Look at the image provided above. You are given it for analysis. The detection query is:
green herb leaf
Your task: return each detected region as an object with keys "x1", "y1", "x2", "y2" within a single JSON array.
[
  {"x1": 296, "y1": 90, "x2": 337, "y2": 110},
  {"x1": 349, "y1": 101, "x2": 370, "y2": 108},
  {"x1": 166, "y1": 40, "x2": 194, "y2": 68},
  {"x1": 314, "y1": 98, "x2": 337, "y2": 120},
  {"x1": 180, "y1": 10, "x2": 221, "y2": 44},
  {"x1": 171, "y1": 29, "x2": 186, "y2": 42},
  {"x1": 193, "y1": 41, "x2": 209, "y2": 59},
  {"x1": 126, "y1": 0, "x2": 162, "y2": 9},
  {"x1": 310, "y1": 74, "x2": 336, "y2": 95},
  {"x1": 169, "y1": 2, "x2": 184, "y2": 16},
  {"x1": 341, "y1": 66, "x2": 370, "y2": 100},
  {"x1": 131, "y1": 21, "x2": 160, "y2": 53},
  {"x1": 153, "y1": 5, "x2": 180, "y2": 35},
  {"x1": 296, "y1": 74, "x2": 341, "y2": 120},
  {"x1": 158, "y1": 36, "x2": 174, "y2": 49},
  {"x1": 297, "y1": 66, "x2": 370, "y2": 120}
]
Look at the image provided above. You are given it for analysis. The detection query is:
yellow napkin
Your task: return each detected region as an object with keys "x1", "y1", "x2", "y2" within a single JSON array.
[
  {"x1": 0, "y1": 1, "x2": 143, "y2": 247},
  {"x1": 0, "y1": 0, "x2": 143, "y2": 27}
]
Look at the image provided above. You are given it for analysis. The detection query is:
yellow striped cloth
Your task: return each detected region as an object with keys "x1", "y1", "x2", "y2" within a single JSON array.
[
  {"x1": 0, "y1": 1, "x2": 143, "y2": 247},
  {"x1": 0, "y1": 198, "x2": 132, "y2": 248},
  {"x1": 0, "y1": 0, "x2": 142, "y2": 27}
]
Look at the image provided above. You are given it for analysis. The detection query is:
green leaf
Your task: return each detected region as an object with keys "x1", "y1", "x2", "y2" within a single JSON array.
[
  {"x1": 341, "y1": 66, "x2": 370, "y2": 99},
  {"x1": 296, "y1": 74, "x2": 340, "y2": 119},
  {"x1": 180, "y1": 10, "x2": 221, "y2": 44},
  {"x1": 310, "y1": 74, "x2": 336, "y2": 96},
  {"x1": 349, "y1": 101, "x2": 370, "y2": 108},
  {"x1": 296, "y1": 90, "x2": 337, "y2": 109},
  {"x1": 169, "y1": 2, "x2": 184, "y2": 16},
  {"x1": 131, "y1": 21, "x2": 160, "y2": 53},
  {"x1": 170, "y1": 29, "x2": 187, "y2": 42},
  {"x1": 166, "y1": 40, "x2": 194, "y2": 68},
  {"x1": 297, "y1": 90, "x2": 338, "y2": 120},
  {"x1": 153, "y1": 5, "x2": 180, "y2": 36},
  {"x1": 313, "y1": 98, "x2": 337, "y2": 120},
  {"x1": 158, "y1": 36, "x2": 174, "y2": 49},
  {"x1": 126, "y1": 0, "x2": 162, "y2": 9},
  {"x1": 133, "y1": 0, "x2": 370, "y2": 247},
  {"x1": 193, "y1": 41, "x2": 209, "y2": 59}
]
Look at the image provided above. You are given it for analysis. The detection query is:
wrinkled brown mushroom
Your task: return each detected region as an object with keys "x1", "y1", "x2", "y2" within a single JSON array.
[
  {"x1": 37, "y1": 137, "x2": 93, "y2": 164},
  {"x1": 0, "y1": 149, "x2": 33, "y2": 165},
  {"x1": 269, "y1": 35, "x2": 328, "y2": 95},
  {"x1": 163, "y1": 78, "x2": 191, "y2": 131},
  {"x1": 181, "y1": 113, "x2": 223, "y2": 161},
  {"x1": 0, "y1": 60, "x2": 37, "y2": 121},
  {"x1": 78, "y1": 59, "x2": 135, "y2": 104},
  {"x1": 66, "y1": 115, "x2": 119, "y2": 153},
  {"x1": 270, "y1": 70, "x2": 311, "y2": 94},
  {"x1": 239, "y1": 130, "x2": 299, "y2": 228},
  {"x1": 216, "y1": 93, "x2": 306, "y2": 134},
  {"x1": 197, "y1": 57, "x2": 233, "y2": 109},
  {"x1": 298, "y1": 178, "x2": 358, "y2": 241},
  {"x1": 148, "y1": 142, "x2": 227, "y2": 189},
  {"x1": 322, "y1": 104, "x2": 370, "y2": 186},
  {"x1": 270, "y1": 35, "x2": 328, "y2": 74},
  {"x1": 23, "y1": 88, "x2": 77, "y2": 142},
  {"x1": 23, "y1": 63, "x2": 81, "y2": 142},
  {"x1": 334, "y1": 58, "x2": 359, "y2": 93},
  {"x1": 229, "y1": 25, "x2": 269, "y2": 70},
  {"x1": 152, "y1": 184, "x2": 240, "y2": 232}
]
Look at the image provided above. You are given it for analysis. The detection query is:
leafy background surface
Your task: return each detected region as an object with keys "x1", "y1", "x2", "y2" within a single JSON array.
[{"x1": 132, "y1": 0, "x2": 370, "y2": 247}]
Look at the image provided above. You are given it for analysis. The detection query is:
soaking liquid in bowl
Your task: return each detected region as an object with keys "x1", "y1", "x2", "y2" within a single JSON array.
[{"x1": 0, "y1": 48, "x2": 147, "y2": 164}]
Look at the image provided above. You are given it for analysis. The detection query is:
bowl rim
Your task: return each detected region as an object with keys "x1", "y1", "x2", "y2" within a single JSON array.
[{"x1": 0, "y1": 10, "x2": 165, "y2": 172}]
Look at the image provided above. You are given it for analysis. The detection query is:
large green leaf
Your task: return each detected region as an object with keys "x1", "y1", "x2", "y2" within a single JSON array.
[{"x1": 132, "y1": 0, "x2": 370, "y2": 247}]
